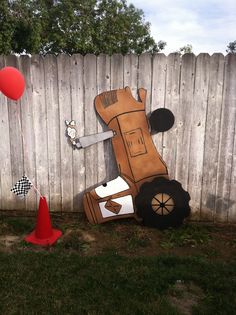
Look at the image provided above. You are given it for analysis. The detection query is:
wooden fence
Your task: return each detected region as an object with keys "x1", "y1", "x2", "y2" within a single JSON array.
[{"x1": 0, "y1": 53, "x2": 236, "y2": 222}]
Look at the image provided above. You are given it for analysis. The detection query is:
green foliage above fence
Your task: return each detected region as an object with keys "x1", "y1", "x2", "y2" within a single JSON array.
[{"x1": 0, "y1": 0, "x2": 165, "y2": 55}]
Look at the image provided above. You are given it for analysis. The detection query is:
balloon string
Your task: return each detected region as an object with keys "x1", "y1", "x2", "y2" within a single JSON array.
[{"x1": 17, "y1": 110, "x2": 43, "y2": 198}]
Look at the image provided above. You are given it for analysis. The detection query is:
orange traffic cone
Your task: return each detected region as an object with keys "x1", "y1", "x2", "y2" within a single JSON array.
[{"x1": 25, "y1": 196, "x2": 62, "y2": 246}]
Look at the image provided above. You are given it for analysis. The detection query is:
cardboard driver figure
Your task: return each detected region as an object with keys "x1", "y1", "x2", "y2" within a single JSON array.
[{"x1": 66, "y1": 87, "x2": 190, "y2": 229}]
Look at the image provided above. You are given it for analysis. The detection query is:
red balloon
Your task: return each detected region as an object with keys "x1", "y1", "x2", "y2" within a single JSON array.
[{"x1": 0, "y1": 66, "x2": 25, "y2": 101}]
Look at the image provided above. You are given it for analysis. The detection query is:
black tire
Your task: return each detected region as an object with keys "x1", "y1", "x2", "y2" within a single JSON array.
[
  {"x1": 135, "y1": 177, "x2": 191, "y2": 229},
  {"x1": 149, "y1": 108, "x2": 175, "y2": 133}
]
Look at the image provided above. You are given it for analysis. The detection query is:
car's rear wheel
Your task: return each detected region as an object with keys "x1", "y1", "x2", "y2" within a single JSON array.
[{"x1": 135, "y1": 177, "x2": 191, "y2": 229}]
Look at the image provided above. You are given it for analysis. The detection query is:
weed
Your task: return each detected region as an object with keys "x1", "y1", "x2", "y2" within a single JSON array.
[
  {"x1": 227, "y1": 238, "x2": 236, "y2": 248},
  {"x1": 56, "y1": 230, "x2": 90, "y2": 253},
  {"x1": 160, "y1": 224, "x2": 212, "y2": 249},
  {"x1": 0, "y1": 216, "x2": 33, "y2": 235},
  {"x1": 202, "y1": 247, "x2": 219, "y2": 258},
  {"x1": 125, "y1": 229, "x2": 151, "y2": 251},
  {"x1": 127, "y1": 235, "x2": 150, "y2": 250},
  {"x1": 101, "y1": 246, "x2": 119, "y2": 256}
]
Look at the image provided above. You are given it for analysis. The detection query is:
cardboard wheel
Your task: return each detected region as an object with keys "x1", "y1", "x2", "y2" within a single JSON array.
[
  {"x1": 149, "y1": 108, "x2": 175, "y2": 133},
  {"x1": 135, "y1": 177, "x2": 191, "y2": 229}
]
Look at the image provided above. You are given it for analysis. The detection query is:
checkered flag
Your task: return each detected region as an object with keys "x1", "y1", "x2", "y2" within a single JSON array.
[{"x1": 11, "y1": 175, "x2": 33, "y2": 198}]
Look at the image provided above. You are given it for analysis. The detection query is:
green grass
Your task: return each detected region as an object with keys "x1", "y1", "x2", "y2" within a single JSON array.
[
  {"x1": 0, "y1": 216, "x2": 33, "y2": 235},
  {"x1": 126, "y1": 230, "x2": 151, "y2": 251},
  {"x1": 56, "y1": 231, "x2": 91, "y2": 253},
  {"x1": 0, "y1": 252, "x2": 236, "y2": 315},
  {"x1": 1, "y1": 217, "x2": 236, "y2": 314},
  {"x1": 160, "y1": 224, "x2": 212, "y2": 249}
]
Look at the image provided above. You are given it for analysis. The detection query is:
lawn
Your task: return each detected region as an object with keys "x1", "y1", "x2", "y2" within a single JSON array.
[{"x1": 0, "y1": 214, "x2": 236, "y2": 315}]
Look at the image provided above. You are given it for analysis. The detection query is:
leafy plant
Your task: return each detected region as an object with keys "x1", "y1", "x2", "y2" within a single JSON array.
[{"x1": 160, "y1": 224, "x2": 212, "y2": 249}]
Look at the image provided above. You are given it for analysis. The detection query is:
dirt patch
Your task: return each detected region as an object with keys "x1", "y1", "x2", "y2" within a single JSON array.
[
  {"x1": 0, "y1": 214, "x2": 236, "y2": 261},
  {"x1": 79, "y1": 230, "x2": 96, "y2": 242},
  {"x1": 0, "y1": 235, "x2": 22, "y2": 251},
  {"x1": 58, "y1": 228, "x2": 97, "y2": 252},
  {"x1": 64, "y1": 228, "x2": 96, "y2": 242},
  {"x1": 54, "y1": 219, "x2": 236, "y2": 260},
  {"x1": 168, "y1": 281, "x2": 204, "y2": 315}
]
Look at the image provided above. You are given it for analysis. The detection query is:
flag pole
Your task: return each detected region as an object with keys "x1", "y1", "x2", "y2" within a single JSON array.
[{"x1": 17, "y1": 110, "x2": 43, "y2": 199}]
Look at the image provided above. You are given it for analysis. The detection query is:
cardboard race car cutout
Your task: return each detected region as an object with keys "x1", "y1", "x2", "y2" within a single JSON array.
[{"x1": 66, "y1": 87, "x2": 190, "y2": 229}]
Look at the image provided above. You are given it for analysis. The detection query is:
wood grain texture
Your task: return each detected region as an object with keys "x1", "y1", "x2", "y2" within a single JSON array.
[
  {"x1": 84, "y1": 54, "x2": 98, "y2": 191},
  {"x1": 227, "y1": 54, "x2": 236, "y2": 223},
  {"x1": 0, "y1": 56, "x2": 4, "y2": 209},
  {"x1": 0, "y1": 56, "x2": 14, "y2": 210},
  {"x1": 110, "y1": 54, "x2": 123, "y2": 180},
  {"x1": 18, "y1": 55, "x2": 37, "y2": 211},
  {"x1": 201, "y1": 54, "x2": 225, "y2": 221},
  {"x1": 70, "y1": 54, "x2": 85, "y2": 212},
  {"x1": 138, "y1": 53, "x2": 152, "y2": 113},
  {"x1": 175, "y1": 54, "x2": 196, "y2": 193},
  {"x1": 97, "y1": 54, "x2": 112, "y2": 184},
  {"x1": 57, "y1": 54, "x2": 73, "y2": 211},
  {"x1": 0, "y1": 53, "x2": 235, "y2": 222},
  {"x1": 229, "y1": 105, "x2": 236, "y2": 223},
  {"x1": 111, "y1": 54, "x2": 124, "y2": 89},
  {"x1": 188, "y1": 53, "x2": 210, "y2": 220},
  {"x1": 124, "y1": 54, "x2": 138, "y2": 98},
  {"x1": 44, "y1": 55, "x2": 61, "y2": 212},
  {"x1": 216, "y1": 54, "x2": 236, "y2": 222},
  {"x1": 163, "y1": 53, "x2": 181, "y2": 180},
  {"x1": 31, "y1": 55, "x2": 49, "y2": 205},
  {"x1": 151, "y1": 53, "x2": 167, "y2": 155},
  {"x1": 6, "y1": 55, "x2": 25, "y2": 210}
]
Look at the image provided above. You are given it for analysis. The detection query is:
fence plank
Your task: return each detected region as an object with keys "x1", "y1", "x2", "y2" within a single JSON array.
[
  {"x1": 201, "y1": 53, "x2": 225, "y2": 221},
  {"x1": 84, "y1": 54, "x2": 98, "y2": 191},
  {"x1": 163, "y1": 53, "x2": 181, "y2": 180},
  {"x1": 151, "y1": 53, "x2": 167, "y2": 155},
  {"x1": 31, "y1": 55, "x2": 49, "y2": 205},
  {"x1": 71, "y1": 54, "x2": 85, "y2": 211},
  {"x1": 175, "y1": 54, "x2": 196, "y2": 193},
  {"x1": 0, "y1": 56, "x2": 14, "y2": 210},
  {"x1": 44, "y1": 55, "x2": 61, "y2": 212},
  {"x1": 138, "y1": 53, "x2": 152, "y2": 113},
  {"x1": 111, "y1": 54, "x2": 124, "y2": 90},
  {"x1": 57, "y1": 54, "x2": 73, "y2": 211},
  {"x1": 97, "y1": 54, "x2": 112, "y2": 184},
  {"x1": 229, "y1": 115, "x2": 236, "y2": 222},
  {"x1": 18, "y1": 55, "x2": 37, "y2": 211},
  {"x1": 216, "y1": 54, "x2": 236, "y2": 222},
  {"x1": 228, "y1": 54, "x2": 236, "y2": 223},
  {"x1": 0, "y1": 55, "x2": 4, "y2": 209},
  {"x1": 109, "y1": 54, "x2": 123, "y2": 179},
  {"x1": 124, "y1": 54, "x2": 138, "y2": 97},
  {"x1": 188, "y1": 53, "x2": 210, "y2": 220},
  {"x1": 6, "y1": 55, "x2": 25, "y2": 210}
]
